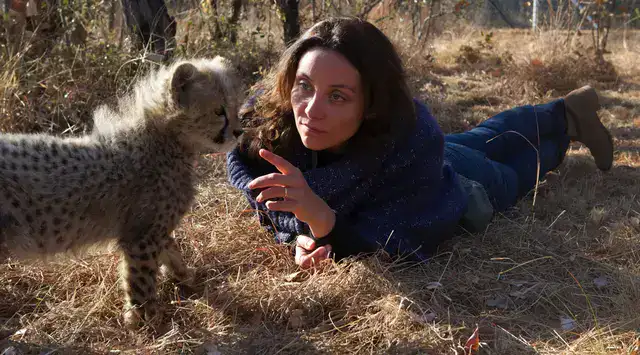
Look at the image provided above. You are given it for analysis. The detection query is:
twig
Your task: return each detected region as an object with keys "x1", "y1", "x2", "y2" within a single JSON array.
[
  {"x1": 356, "y1": 0, "x2": 383, "y2": 19},
  {"x1": 547, "y1": 210, "x2": 567, "y2": 230},
  {"x1": 497, "y1": 256, "x2": 554, "y2": 280},
  {"x1": 431, "y1": 251, "x2": 453, "y2": 302}
]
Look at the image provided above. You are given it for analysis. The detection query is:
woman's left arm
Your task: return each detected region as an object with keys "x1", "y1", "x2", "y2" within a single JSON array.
[
  {"x1": 226, "y1": 146, "x2": 307, "y2": 242},
  {"x1": 246, "y1": 149, "x2": 336, "y2": 239},
  {"x1": 228, "y1": 145, "x2": 344, "y2": 247},
  {"x1": 228, "y1": 147, "x2": 374, "y2": 266}
]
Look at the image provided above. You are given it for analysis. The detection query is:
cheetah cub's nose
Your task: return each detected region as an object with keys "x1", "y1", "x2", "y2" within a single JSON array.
[{"x1": 233, "y1": 129, "x2": 243, "y2": 138}]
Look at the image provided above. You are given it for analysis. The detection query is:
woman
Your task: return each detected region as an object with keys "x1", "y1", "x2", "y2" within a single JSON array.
[{"x1": 226, "y1": 17, "x2": 614, "y2": 269}]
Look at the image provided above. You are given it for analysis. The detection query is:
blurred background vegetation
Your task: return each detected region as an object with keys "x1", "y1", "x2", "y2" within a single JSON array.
[{"x1": 1, "y1": 0, "x2": 638, "y2": 135}]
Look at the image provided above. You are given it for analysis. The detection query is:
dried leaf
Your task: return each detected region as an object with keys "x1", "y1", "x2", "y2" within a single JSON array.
[
  {"x1": 509, "y1": 284, "x2": 538, "y2": 299},
  {"x1": 486, "y1": 296, "x2": 508, "y2": 309},
  {"x1": 203, "y1": 342, "x2": 222, "y2": 355},
  {"x1": 506, "y1": 280, "x2": 528, "y2": 287},
  {"x1": 464, "y1": 326, "x2": 480, "y2": 353},
  {"x1": 423, "y1": 312, "x2": 436, "y2": 322},
  {"x1": 196, "y1": 341, "x2": 222, "y2": 355},
  {"x1": 560, "y1": 316, "x2": 576, "y2": 331},
  {"x1": 288, "y1": 309, "x2": 305, "y2": 329},
  {"x1": 589, "y1": 207, "x2": 607, "y2": 226},
  {"x1": 593, "y1": 276, "x2": 609, "y2": 288},
  {"x1": 426, "y1": 282, "x2": 443, "y2": 290},
  {"x1": 409, "y1": 311, "x2": 437, "y2": 325},
  {"x1": 284, "y1": 271, "x2": 308, "y2": 282},
  {"x1": 0, "y1": 346, "x2": 20, "y2": 355},
  {"x1": 630, "y1": 337, "x2": 640, "y2": 355},
  {"x1": 11, "y1": 328, "x2": 27, "y2": 340},
  {"x1": 530, "y1": 58, "x2": 544, "y2": 67}
]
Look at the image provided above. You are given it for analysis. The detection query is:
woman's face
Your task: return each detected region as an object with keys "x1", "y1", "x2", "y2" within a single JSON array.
[{"x1": 290, "y1": 48, "x2": 365, "y2": 152}]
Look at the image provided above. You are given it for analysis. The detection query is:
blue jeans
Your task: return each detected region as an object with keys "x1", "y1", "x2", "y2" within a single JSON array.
[{"x1": 444, "y1": 99, "x2": 570, "y2": 212}]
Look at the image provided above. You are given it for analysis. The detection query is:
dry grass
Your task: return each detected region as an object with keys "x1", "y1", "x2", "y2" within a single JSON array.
[{"x1": 2, "y1": 9, "x2": 640, "y2": 355}]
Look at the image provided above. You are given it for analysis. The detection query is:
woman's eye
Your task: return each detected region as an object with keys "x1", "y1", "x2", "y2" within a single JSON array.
[
  {"x1": 330, "y1": 92, "x2": 346, "y2": 102},
  {"x1": 297, "y1": 80, "x2": 312, "y2": 91}
]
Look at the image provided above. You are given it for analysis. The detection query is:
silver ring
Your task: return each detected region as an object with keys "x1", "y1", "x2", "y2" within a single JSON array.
[{"x1": 284, "y1": 187, "x2": 288, "y2": 198}]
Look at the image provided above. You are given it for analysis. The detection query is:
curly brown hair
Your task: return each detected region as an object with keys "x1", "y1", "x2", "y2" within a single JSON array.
[{"x1": 240, "y1": 17, "x2": 416, "y2": 160}]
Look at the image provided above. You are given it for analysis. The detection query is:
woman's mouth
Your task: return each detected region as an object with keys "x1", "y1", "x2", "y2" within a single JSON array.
[{"x1": 301, "y1": 123, "x2": 327, "y2": 135}]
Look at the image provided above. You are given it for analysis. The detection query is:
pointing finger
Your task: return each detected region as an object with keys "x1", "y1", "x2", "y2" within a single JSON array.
[{"x1": 259, "y1": 149, "x2": 300, "y2": 176}]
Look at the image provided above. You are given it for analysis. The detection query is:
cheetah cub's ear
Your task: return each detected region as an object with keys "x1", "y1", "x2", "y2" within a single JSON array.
[{"x1": 170, "y1": 62, "x2": 201, "y2": 110}]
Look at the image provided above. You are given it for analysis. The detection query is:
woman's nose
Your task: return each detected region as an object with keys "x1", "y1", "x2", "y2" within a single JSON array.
[{"x1": 305, "y1": 94, "x2": 325, "y2": 120}]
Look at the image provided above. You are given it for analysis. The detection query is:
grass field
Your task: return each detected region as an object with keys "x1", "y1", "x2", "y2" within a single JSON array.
[{"x1": 1, "y1": 9, "x2": 640, "y2": 354}]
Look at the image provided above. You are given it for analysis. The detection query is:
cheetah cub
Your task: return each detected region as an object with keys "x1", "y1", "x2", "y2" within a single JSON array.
[{"x1": 0, "y1": 56, "x2": 244, "y2": 329}]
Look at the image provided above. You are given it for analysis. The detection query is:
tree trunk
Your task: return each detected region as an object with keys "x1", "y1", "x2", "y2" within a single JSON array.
[
  {"x1": 109, "y1": 0, "x2": 125, "y2": 46},
  {"x1": 228, "y1": 0, "x2": 242, "y2": 43},
  {"x1": 122, "y1": 0, "x2": 176, "y2": 58},
  {"x1": 420, "y1": 0, "x2": 439, "y2": 45},
  {"x1": 277, "y1": 0, "x2": 300, "y2": 45},
  {"x1": 599, "y1": 0, "x2": 617, "y2": 53},
  {"x1": 210, "y1": 0, "x2": 222, "y2": 40},
  {"x1": 356, "y1": 0, "x2": 383, "y2": 19}
]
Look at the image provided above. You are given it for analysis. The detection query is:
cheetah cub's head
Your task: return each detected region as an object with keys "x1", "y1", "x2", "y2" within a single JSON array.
[{"x1": 167, "y1": 56, "x2": 245, "y2": 153}]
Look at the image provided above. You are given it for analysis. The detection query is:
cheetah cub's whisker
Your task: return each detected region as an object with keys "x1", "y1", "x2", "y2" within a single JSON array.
[{"x1": 0, "y1": 56, "x2": 244, "y2": 330}]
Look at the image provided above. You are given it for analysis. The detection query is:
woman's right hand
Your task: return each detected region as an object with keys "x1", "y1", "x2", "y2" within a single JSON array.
[{"x1": 295, "y1": 235, "x2": 332, "y2": 269}]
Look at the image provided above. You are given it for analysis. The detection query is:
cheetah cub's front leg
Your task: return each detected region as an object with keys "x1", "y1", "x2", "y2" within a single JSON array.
[
  {"x1": 119, "y1": 235, "x2": 195, "y2": 330},
  {"x1": 159, "y1": 238, "x2": 195, "y2": 286},
  {"x1": 119, "y1": 238, "x2": 162, "y2": 330}
]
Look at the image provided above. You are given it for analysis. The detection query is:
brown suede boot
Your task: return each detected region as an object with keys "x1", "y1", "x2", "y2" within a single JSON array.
[{"x1": 563, "y1": 85, "x2": 614, "y2": 171}]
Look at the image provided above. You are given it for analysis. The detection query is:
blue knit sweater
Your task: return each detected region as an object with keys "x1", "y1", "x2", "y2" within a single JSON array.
[{"x1": 226, "y1": 100, "x2": 469, "y2": 260}]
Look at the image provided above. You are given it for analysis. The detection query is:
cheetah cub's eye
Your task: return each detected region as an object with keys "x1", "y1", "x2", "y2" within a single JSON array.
[{"x1": 214, "y1": 106, "x2": 226, "y2": 117}]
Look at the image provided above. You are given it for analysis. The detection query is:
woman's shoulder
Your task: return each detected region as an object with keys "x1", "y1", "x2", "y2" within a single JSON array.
[
  {"x1": 408, "y1": 98, "x2": 445, "y2": 145},
  {"x1": 412, "y1": 98, "x2": 441, "y2": 128}
]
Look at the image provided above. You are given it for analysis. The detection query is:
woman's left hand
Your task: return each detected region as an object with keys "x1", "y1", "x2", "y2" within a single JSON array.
[
  {"x1": 248, "y1": 149, "x2": 336, "y2": 239},
  {"x1": 295, "y1": 234, "x2": 332, "y2": 269}
]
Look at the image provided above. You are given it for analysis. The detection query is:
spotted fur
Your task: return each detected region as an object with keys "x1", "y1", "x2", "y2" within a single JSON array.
[{"x1": 0, "y1": 56, "x2": 244, "y2": 329}]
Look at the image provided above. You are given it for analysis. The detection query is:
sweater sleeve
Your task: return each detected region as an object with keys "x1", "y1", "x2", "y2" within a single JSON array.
[
  {"x1": 226, "y1": 144, "x2": 378, "y2": 258},
  {"x1": 226, "y1": 146, "x2": 309, "y2": 244},
  {"x1": 309, "y1": 216, "x2": 377, "y2": 260}
]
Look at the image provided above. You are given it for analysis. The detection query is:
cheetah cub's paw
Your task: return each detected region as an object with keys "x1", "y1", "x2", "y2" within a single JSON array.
[
  {"x1": 160, "y1": 264, "x2": 196, "y2": 286},
  {"x1": 124, "y1": 302, "x2": 161, "y2": 331}
]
